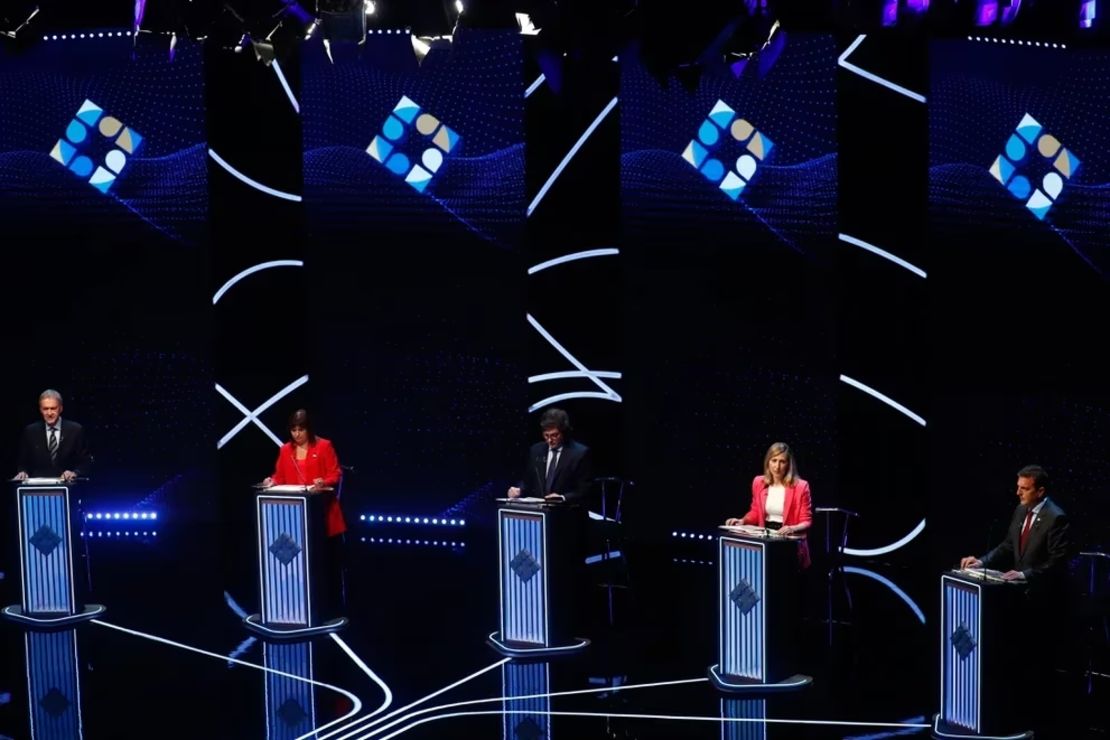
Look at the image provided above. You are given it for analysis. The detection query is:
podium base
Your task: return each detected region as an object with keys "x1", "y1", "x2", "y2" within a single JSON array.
[
  {"x1": 707, "y1": 664, "x2": 812, "y2": 693},
  {"x1": 931, "y1": 714, "x2": 1033, "y2": 740},
  {"x1": 244, "y1": 614, "x2": 348, "y2": 639},
  {"x1": 487, "y1": 631, "x2": 589, "y2": 658},
  {"x1": 2, "y1": 604, "x2": 106, "y2": 628}
]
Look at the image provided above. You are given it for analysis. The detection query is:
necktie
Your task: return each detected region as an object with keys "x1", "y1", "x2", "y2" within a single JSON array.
[
  {"x1": 1019, "y1": 509, "x2": 1035, "y2": 555},
  {"x1": 48, "y1": 426, "x2": 58, "y2": 463},
  {"x1": 544, "y1": 448, "x2": 560, "y2": 492}
]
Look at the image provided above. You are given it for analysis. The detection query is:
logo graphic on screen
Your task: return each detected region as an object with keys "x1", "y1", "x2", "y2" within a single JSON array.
[
  {"x1": 681, "y1": 100, "x2": 774, "y2": 201},
  {"x1": 989, "y1": 113, "x2": 1080, "y2": 221},
  {"x1": 49, "y1": 100, "x2": 143, "y2": 193},
  {"x1": 366, "y1": 95, "x2": 461, "y2": 193}
]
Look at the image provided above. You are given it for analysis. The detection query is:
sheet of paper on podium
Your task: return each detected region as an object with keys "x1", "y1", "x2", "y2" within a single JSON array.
[
  {"x1": 266, "y1": 484, "x2": 312, "y2": 493},
  {"x1": 496, "y1": 497, "x2": 547, "y2": 503},
  {"x1": 22, "y1": 477, "x2": 65, "y2": 485},
  {"x1": 958, "y1": 567, "x2": 1008, "y2": 582}
]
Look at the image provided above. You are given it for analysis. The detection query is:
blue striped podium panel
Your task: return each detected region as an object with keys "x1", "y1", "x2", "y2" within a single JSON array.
[
  {"x1": 263, "y1": 640, "x2": 316, "y2": 740},
  {"x1": 488, "y1": 501, "x2": 589, "y2": 657},
  {"x1": 709, "y1": 531, "x2": 811, "y2": 692},
  {"x1": 3, "y1": 484, "x2": 104, "y2": 626},
  {"x1": 933, "y1": 572, "x2": 1031, "y2": 739},
  {"x1": 25, "y1": 628, "x2": 85, "y2": 740},
  {"x1": 246, "y1": 489, "x2": 346, "y2": 638}
]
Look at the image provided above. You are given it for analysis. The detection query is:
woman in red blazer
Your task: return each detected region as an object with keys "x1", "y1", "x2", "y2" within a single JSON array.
[
  {"x1": 725, "y1": 442, "x2": 813, "y2": 569},
  {"x1": 262, "y1": 409, "x2": 347, "y2": 537}
]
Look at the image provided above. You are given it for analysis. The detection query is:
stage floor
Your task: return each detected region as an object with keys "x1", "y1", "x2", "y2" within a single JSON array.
[{"x1": 1, "y1": 518, "x2": 1105, "y2": 740}]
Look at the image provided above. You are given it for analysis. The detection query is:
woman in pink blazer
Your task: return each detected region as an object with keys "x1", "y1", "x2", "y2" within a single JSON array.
[{"x1": 725, "y1": 442, "x2": 813, "y2": 569}]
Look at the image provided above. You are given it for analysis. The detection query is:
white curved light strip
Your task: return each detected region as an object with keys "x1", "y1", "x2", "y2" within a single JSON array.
[
  {"x1": 272, "y1": 60, "x2": 301, "y2": 113},
  {"x1": 838, "y1": 35, "x2": 927, "y2": 103},
  {"x1": 365, "y1": 709, "x2": 930, "y2": 740},
  {"x1": 842, "y1": 518, "x2": 927, "y2": 558},
  {"x1": 320, "y1": 658, "x2": 509, "y2": 740},
  {"x1": 294, "y1": 635, "x2": 394, "y2": 740},
  {"x1": 353, "y1": 677, "x2": 709, "y2": 740},
  {"x1": 527, "y1": 313, "x2": 622, "y2": 412},
  {"x1": 839, "y1": 374, "x2": 926, "y2": 427},
  {"x1": 838, "y1": 233, "x2": 926, "y2": 279},
  {"x1": 89, "y1": 619, "x2": 363, "y2": 725},
  {"x1": 216, "y1": 375, "x2": 309, "y2": 449},
  {"x1": 208, "y1": 148, "x2": 303, "y2": 202},
  {"x1": 213, "y1": 260, "x2": 304, "y2": 304},
  {"x1": 525, "y1": 73, "x2": 545, "y2": 97},
  {"x1": 528, "y1": 248, "x2": 619, "y2": 275},
  {"x1": 842, "y1": 566, "x2": 926, "y2": 624},
  {"x1": 527, "y1": 96, "x2": 618, "y2": 217},
  {"x1": 528, "y1": 370, "x2": 621, "y2": 383}
]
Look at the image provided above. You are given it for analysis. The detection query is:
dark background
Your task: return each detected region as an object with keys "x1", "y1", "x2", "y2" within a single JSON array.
[{"x1": 0, "y1": 0, "x2": 1105, "y2": 643}]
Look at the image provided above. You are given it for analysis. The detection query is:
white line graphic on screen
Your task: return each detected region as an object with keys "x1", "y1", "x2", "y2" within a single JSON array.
[
  {"x1": 363, "y1": 710, "x2": 931, "y2": 740},
  {"x1": 208, "y1": 148, "x2": 303, "y2": 202},
  {"x1": 217, "y1": 375, "x2": 309, "y2": 448},
  {"x1": 318, "y1": 658, "x2": 509, "y2": 740},
  {"x1": 272, "y1": 60, "x2": 301, "y2": 113},
  {"x1": 527, "y1": 96, "x2": 618, "y2": 217},
  {"x1": 838, "y1": 35, "x2": 927, "y2": 103},
  {"x1": 839, "y1": 375, "x2": 926, "y2": 427},
  {"x1": 525, "y1": 73, "x2": 545, "y2": 98},
  {"x1": 528, "y1": 248, "x2": 619, "y2": 275},
  {"x1": 527, "y1": 313, "x2": 621, "y2": 411},
  {"x1": 88, "y1": 619, "x2": 364, "y2": 726},
  {"x1": 838, "y1": 233, "x2": 926, "y2": 279},
  {"x1": 842, "y1": 566, "x2": 926, "y2": 624},
  {"x1": 213, "y1": 260, "x2": 305, "y2": 304},
  {"x1": 838, "y1": 374, "x2": 926, "y2": 557}
]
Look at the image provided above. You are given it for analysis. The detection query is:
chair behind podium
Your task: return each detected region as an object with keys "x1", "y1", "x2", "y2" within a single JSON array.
[{"x1": 589, "y1": 477, "x2": 633, "y2": 625}]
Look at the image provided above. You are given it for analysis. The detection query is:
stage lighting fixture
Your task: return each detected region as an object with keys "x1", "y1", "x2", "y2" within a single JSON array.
[
  {"x1": 0, "y1": 3, "x2": 39, "y2": 40},
  {"x1": 411, "y1": 32, "x2": 452, "y2": 65},
  {"x1": 316, "y1": 0, "x2": 367, "y2": 43}
]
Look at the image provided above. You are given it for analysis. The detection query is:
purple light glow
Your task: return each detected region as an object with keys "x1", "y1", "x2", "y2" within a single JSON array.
[
  {"x1": 975, "y1": 0, "x2": 999, "y2": 26},
  {"x1": 1000, "y1": 0, "x2": 1023, "y2": 25},
  {"x1": 882, "y1": 0, "x2": 899, "y2": 26},
  {"x1": 1080, "y1": 0, "x2": 1096, "y2": 28},
  {"x1": 906, "y1": 0, "x2": 930, "y2": 12}
]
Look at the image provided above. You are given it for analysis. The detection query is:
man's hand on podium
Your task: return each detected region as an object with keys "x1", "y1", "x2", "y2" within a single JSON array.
[
  {"x1": 1000, "y1": 570, "x2": 1026, "y2": 582},
  {"x1": 724, "y1": 517, "x2": 743, "y2": 526},
  {"x1": 261, "y1": 477, "x2": 274, "y2": 488},
  {"x1": 544, "y1": 493, "x2": 565, "y2": 502},
  {"x1": 507, "y1": 486, "x2": 521, "y2": 498},
  {"x1": 61, "y1": 470, "x2": 77, "y2": 482},
  {"x1": 960, "y1": 556, "x2": 982, "y2": 570},
  {"x1": 14, "y1": 471, "x2": 28, "y2": 481}
]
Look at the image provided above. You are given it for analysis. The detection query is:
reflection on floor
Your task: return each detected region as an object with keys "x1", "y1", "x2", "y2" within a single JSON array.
[{"x1": 1, "y1": 519, "x2": 1105, "y2": 739}]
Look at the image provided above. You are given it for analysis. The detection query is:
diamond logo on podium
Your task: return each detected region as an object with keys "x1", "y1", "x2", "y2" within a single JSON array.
[
  {"x1": 269, "y1": 533, "x2": 302, "y2": 566},
  {"x1": 730, "y1": 579, "x2": 760, "y2": 615},
  {"x1": 277, "y1": 698, "x2": 308, "y2": 727},
  {"x1": 951, "y1": 624, "x2": 977, "y2": 660},
  {"x1": 30, "y1": 525, "x2": 63, "y2": 556},
  {"x1": 510, "y1": 548, "x2": 541, "y2": 583},
  {"x1": 366, "y1": 95, "x2": 461, "y2": 193},
  {"x1": 39, "y1": 688, "x2": 71, "y2": 717}
]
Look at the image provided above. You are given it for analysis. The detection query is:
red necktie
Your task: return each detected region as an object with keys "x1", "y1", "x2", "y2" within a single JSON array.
[{"x1": 1018, "y1": 509, "x2": 1035, "y2": 555}]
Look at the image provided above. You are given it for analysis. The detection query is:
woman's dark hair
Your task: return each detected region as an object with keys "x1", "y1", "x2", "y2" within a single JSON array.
[{"x1": 288, "y1": 408, "x2": 316, "y2": 443}]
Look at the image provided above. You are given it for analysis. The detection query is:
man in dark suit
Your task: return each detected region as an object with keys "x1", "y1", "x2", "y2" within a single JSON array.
[
  {"x1": 960, "y1": 464, "x2": 1071, "y2": 587},
  {"x1": 14, "y1": 389, "x2": 92, "y2": 482},
  {"x1": 507, "y1": 407, "x2": 593, "y2": 502}
]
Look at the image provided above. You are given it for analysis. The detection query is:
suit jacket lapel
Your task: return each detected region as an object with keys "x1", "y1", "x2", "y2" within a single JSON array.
[{"x1": 783, "y1": 483, "x2": 796, "y2": 521}]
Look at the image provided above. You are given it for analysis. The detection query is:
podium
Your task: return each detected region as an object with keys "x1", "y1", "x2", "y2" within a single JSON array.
[
  {"x1": 245, "y1": 486, "x2": 347, "y2": 638},
  {"x1": 3, "y1": 480, "x2": 104, "y2": 626},
  {"x1": 488, "y1": 499, "x2": 589, "y2": 657},
  {"x1": 933, "y1": 571, "x2": 1032, "y2": 739},
  {"x1": 708, "y1": 527, "x2": 812, "y2": 692}
]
